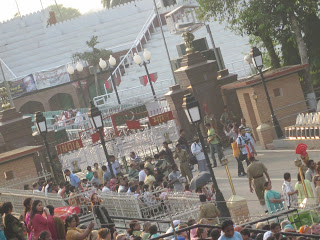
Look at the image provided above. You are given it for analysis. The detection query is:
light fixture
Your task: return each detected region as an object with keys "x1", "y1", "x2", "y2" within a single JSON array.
[
  {"x1": 133, "y1": 53, "x2": 142, "y2": 65},
  {"x1": 67, "y1": 64, "x2": 74, "y2": 75},
  {"x1": 88, "y1": 101, "x2": 104, "y2": 130},
  {"x1": 76, "y1": 62, "x2": 84, "y2": 72},
  {"x1": 244, "y1": 54, "x2": 252, "y2": 64},
  {"x1": 99, "y1": 58, "x2": 107, "y2": 69},
  {"x1": 250, "y1": 47, "x2": 263, "y2": 71},
  {"x1": 35, "y1": 111, "x2": 47, "y2": 134},
  {"x1": 182, "y1": 93, "x2": 201, "y2": 125},
  {"x1": 143, "y1": 49, "x2": 151, "y2": 61},
  {"x1": 109, "y1": 55, "x2": 116, "y2": 67}
]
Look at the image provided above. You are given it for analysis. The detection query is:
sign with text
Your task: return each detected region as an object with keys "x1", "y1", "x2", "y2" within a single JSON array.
[
  {"x1": 56, "y1": 139, "x2": 83, "y2": 155},
  {"x1": 149, "y1": 111, "x2": 174, "y2": 126}
]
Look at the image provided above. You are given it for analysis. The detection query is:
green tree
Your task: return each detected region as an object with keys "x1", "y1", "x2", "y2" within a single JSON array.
[
  {"x1": 72, "y1": 36, "x2": 112, "y2": 97},
  {"x1": 47, "y1": 4, "x2": 81, "y2": 22},
  {"x1": 197, "y1": 0, "x2": 320, "y2": 98}
]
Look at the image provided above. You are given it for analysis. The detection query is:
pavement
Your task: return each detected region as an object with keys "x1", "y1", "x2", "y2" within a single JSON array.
[{"x1": 194, "y1": 145, "x2": 320, "y2": 218}]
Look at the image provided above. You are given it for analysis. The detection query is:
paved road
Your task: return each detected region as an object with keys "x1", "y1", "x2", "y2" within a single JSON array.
[{"x1": 197, "y1": 148, "x2": 320, "y2": 218}]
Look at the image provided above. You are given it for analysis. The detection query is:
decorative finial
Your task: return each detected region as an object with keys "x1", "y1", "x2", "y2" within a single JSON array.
[
  {"x1": 182, "y1": 31, "x2": 195, "y2": 54},
  {"x1": 0, "y1": 87, "x2": 11, "y2": 110}
]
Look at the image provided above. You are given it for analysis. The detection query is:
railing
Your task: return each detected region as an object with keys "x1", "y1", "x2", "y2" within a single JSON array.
[
  {"x1": 94, "y1": 10, "x2": 158, "y2": 107},
  {"x1": 95, "y1": 78, "x2": 173, "y2": 107},
  {"x1": 225, "y1": 59, "x2": 254, "y2": 78}
]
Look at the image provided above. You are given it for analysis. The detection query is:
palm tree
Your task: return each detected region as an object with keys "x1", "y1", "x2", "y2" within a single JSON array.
[{"x1": 72, "y1": 36, "x2": 112, "y2": 97}]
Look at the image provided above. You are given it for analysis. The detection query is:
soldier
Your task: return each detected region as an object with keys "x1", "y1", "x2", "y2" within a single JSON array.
[
  {"x1": 247, "y1": 156, "x2": 271, "y2": 213},
  {"x1": 174, "y1": 143, "x2": 192, "y2": 182},
  {"x1": 199, "y1": 194, "x2": 220, "y2": 225}
]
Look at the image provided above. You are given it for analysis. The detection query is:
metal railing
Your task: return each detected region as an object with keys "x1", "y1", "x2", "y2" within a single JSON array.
[{"x1": 94, "y1": 10, "x2": 159, "y2": 107}]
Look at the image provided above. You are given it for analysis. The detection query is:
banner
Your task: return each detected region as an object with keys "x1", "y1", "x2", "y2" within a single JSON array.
[
  {"x1": 149, "y1": 111, "x2": 174, "y2": 126},
  {"x1": 34, "y1": 65, "x2": 70, "y2": 90},
  {"x1": 56, "y1": 139, "x2": 83, "y2": 155},
  {"x1": 8, "y1": 74, "x2": 37, "y2": 98},
  {"x1": 126, "y1": 120, "x2": 141, "y2": 129}
]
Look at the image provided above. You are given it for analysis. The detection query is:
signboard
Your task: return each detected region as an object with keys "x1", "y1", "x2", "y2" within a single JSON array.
[
  {"x1": 34, "y1": 65, "x2": 70, "y2": 90},
  {"x1": 149, "y1": 111, "x2": 174, "y2": 126},
  {"x1": 111, "y1": 105, "x2": 147, "y2": 126},
  {"x1": 56, "y1": 139, "x2": 83, "y2": 155},
  {"x1": 9, "y1": 74, "x2": 37, "y2": 98}
]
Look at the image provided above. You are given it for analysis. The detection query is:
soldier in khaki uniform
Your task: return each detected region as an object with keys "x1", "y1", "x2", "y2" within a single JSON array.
[
  {"x1": 247, "y1": 156, "x2": 271, "y2": 213},
  {"x1": 199, "y1": 194, "x2": 220, "y2": 225},
  {"x1": 174, "y1": 143, "x2": 192, "y2": 182}
]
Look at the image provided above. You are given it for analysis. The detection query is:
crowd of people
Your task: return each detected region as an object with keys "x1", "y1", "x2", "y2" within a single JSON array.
[{"x1": 52, "y1": 109, "x2": 84, "y2": 127}]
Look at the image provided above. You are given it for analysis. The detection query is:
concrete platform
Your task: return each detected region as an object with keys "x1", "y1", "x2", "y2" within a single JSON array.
[{"x1": 273, "y1": 138, "x2": 320, "y2": 150}]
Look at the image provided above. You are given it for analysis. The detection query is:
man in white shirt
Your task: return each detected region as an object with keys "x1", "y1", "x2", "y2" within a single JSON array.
[
  {"x1": 191, "y1": 137, "x2": 208, "y2": 172},
  {"x1": 138, "y1": 162, "x2": 146, "y2": 182},
  {"x1": 110, "y1": 155, "x2": 121, "y2": 175},
  {"x1": 101, "y1": 182, "x2": 111, "y2": 193},
  {"x1": 240, "y1": 118, "x2": 256, "y2": 143},
  {"x1": 237, "y1": 127, "x2": 257, "y2": 166},
  {"x1": 282, "y1": 172, "x2": 298, "y2": 209}
]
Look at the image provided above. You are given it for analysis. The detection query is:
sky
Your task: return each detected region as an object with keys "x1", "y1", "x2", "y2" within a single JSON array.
[{"x1": 0, "y1": 0, "x2": 103, "y2": 22}]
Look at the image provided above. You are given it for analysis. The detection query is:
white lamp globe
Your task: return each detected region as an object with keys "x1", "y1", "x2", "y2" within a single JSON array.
[
  {"x1": 67, "y1": 64, "x2": 74, "y2": 75},
  {"x1": 109, "y1": 55, "x2": 116, "y2": 67},
  {"x1": 99, "y1": 58, "x2": 107, "y2": 69},
  {"x1": 133, "y1": 53, "x2": 142, "y2": 65},
  {"x1": 143, "y1": 49, "x2": 151, "y2": 61},
  {"x1": 244, "y1": 54, "x2": 252, "y2": 64},
  {"x1": 76, "y1": 62, "x2": 83, "y2": 72}
]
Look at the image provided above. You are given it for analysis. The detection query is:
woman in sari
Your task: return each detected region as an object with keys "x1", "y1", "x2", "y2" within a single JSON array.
[
  {"x1": 264, "y1": 182, "x2": 284, "y2": 213},
  {"x1": 65, "y1": 215, "x2": 94, "y2": 240}
]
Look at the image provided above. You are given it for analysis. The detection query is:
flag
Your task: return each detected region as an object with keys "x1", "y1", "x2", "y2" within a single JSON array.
[
  {"x1": 105, "y1": 80, "x2": 112, "y2": 90},
  {"x1": 139, "y1": 73, "x2": 158, "y2": 86},
  {"x1": 149, "y1": 72, "x2": 158, "y2": 83},
  {"x1": 139, "y1": 75, "x2": 148, "y2": 86}
]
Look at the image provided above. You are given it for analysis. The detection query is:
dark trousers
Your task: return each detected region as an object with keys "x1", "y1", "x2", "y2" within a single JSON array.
[
  {"x1": 239, "y1": 153, "x2": 250, "y2": 166},
  {"x1": 235, "y1": 157, "x2": 245, "y2": 175}
]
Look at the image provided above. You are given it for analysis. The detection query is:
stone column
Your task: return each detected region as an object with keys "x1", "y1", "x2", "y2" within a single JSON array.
[{"x1": 165, "y1": 85, "x2": 195, "y2": 139}]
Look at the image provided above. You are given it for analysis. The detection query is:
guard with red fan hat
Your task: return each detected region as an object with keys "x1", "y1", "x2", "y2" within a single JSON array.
[{"x1": 296, "y1": 143, "x2": 309, "y2": 173}]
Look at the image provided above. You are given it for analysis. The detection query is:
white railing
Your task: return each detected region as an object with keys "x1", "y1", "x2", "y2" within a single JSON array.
[
  {"x1": 95, "y1": 78, "x2": 173, "y2": 107},
  {"x1": 94, "y1": 10, "x2": 158, "y2": 107}
]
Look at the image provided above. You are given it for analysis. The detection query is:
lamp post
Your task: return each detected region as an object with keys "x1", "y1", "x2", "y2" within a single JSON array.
[
  {"x1": 67, "y1": 62, "x2": 87, "y2": 107},
  {"x1": 182, "y1": 93, "x2": 230, "y2": 218},
  {"x1": 250, "y1": 47, "x2": 283, "y2": 138},
  {"x1": 134, "y1": 49, "x2": 157, "y2": 100},
  {"x1": 88, "y1": 100, "x2": 115, "y2": 178},
  {"x1": 34, "y1": 112, "x2": 55, "y2": 181},
  {"x1": 99, "y1": 56, "x2": 121, "y2": 104}
]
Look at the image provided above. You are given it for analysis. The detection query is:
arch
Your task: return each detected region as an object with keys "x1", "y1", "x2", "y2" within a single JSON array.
[
  {"x1": 49, "y1": 93, "x2": 75, "y2": 111},
  {"x1": 19, "y1": 101, "x2": 45, "y2": 115}
]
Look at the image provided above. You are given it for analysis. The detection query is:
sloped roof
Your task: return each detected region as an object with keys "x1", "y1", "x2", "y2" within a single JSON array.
[
  {"x1": 0, "y1": 145, "x2": 43, "y2": 164},
  {"x1": 221, "y1": 64, "x2": 308, "y2": 90}
]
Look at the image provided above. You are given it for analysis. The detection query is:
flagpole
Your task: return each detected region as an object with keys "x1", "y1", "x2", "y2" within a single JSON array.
[{"x1": 14, "y1": 0, "x2": 22, "y2": 18}]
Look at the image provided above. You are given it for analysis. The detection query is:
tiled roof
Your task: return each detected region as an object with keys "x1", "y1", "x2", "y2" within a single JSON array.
[
  {"x1": 0, "y1": 145, "x2": 43, "y2": 163},
  {"x1": 221, "y1": 64, "x2": 308, "y2": 90}
]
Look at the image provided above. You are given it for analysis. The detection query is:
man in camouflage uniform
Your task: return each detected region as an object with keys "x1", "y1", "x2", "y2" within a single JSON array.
[
  {"x1": 174, "y1": 143, "x2": 192, "y2": 182},
  {"x1": 247, "y1": 156, "x2": 271, "y2": 213}
]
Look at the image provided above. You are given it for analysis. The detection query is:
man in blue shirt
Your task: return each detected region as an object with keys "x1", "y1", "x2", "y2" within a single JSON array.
[
  {"x1": 64, "y1": 169, "x2": 81, "y2": 189},
  {"x1": 219, "y1": 220, "x2": 243, "y2": 240}
]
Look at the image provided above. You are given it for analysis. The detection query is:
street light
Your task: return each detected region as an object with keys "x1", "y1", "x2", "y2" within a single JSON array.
[
  {"x1": 250, "y1": 47, "x2": 283, "y2": 138},
  {"x1": 88, "y1": 100, "x2": 115, "y2": 178},
  {"x1": 34, "y1": 111, "x2": 55, "y2": 180},
  {"x1": 99, "y1": 56, "x2": 121, "y2": 105},
  {"x1": 67, "y1": 62, "x2": 87, "y2": 107},
  {"x1": 134, "y1": 49, "x2": 157, "y2": 100},
  {"x1": 182, "y1": 93, "x2": 230, "y2": 218}
]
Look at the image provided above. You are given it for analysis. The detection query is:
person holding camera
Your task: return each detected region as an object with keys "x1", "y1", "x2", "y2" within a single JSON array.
[{"x1": 236, "y1": 127, "x2": 257, "y2": 166}]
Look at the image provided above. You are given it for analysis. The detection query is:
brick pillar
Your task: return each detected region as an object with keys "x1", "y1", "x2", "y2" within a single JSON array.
[
  {"x1": 227, "y1": 195, "x2": 250, "y2": 224},
  {"x1": 164, "y1": 85, "x2": 195, "y2": 140},
  {"x1": 256, "y1": 123, "x2": 275, "y2": 149}
]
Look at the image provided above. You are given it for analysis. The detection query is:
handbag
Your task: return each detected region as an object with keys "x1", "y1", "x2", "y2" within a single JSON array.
[{"x1": 188, "y1": 154, "x2": 198, "y2": 165}]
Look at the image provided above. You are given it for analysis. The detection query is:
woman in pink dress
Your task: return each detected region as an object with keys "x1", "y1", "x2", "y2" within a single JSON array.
[
  {"x1": 23, "y1": 198, "x2": 33, "y2": 240},
  {"x1": 29, "y1": 200, "x2": 58, "y2": 240}
]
